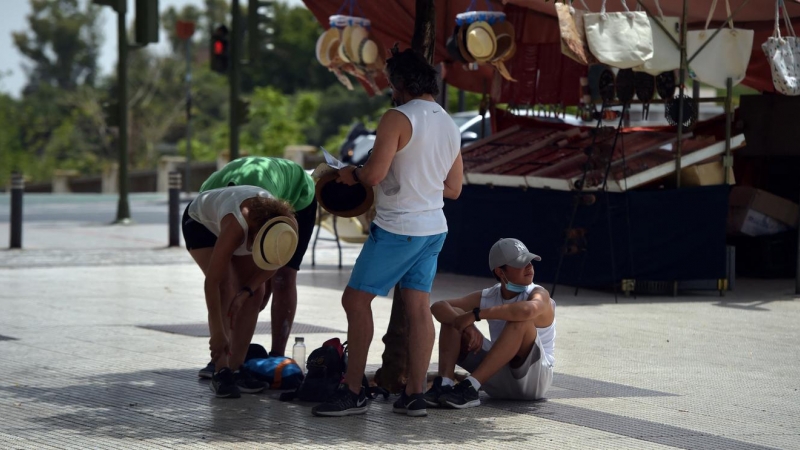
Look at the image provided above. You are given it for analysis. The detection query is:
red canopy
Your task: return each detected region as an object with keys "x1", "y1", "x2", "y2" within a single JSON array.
[{"x1": 302, "y1": 0, "x2": 800, "y2": 96}]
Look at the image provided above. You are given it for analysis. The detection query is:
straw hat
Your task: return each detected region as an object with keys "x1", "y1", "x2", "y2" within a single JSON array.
[
  {"x1": 458, "y1": 23, "x2": 476, "y2": 63},
  {"x1": 252, "y1": 216, "x2": 299, "y2": 271},
  {"x1": 491, "y1": 20, "x2": 516, "y2": 62},
  {"x1": 315, "y1": 28, "x2": 340, "y2": 67},
  {"x1": 466, "y1": 21, "x2": 496, "y2": 63},
  {"x1": 315, "y1": 172, "x2": 375, "y2": 218}
]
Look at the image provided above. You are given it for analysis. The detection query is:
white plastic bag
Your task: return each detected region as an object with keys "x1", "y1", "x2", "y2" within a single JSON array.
[
  {"x1": 584, "y1": 0, "x2": 654, "y2": 69},
  {"x1": 633, "y1": 0, "x2": 681, "y2": 75},
  {"x1": 686, "y1": 0, "x2": 754, "y2": 89},
  {"x1": 762, "y1": 0, "x2": 800, "y2": 95}
]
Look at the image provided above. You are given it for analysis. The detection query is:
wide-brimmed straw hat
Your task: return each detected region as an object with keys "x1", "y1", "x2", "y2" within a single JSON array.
[
  {"x1": 466, "y1": 21, "x2": 496, "y2": 63},
  {"x1": 315, "y1": 171, "x2": 375, "y2": 218},
  {"x1": 315, "y1": 27, "x2": 340, "y2": 67},
  {"x1": 252, "y1": 216, "x2": 299, "y2": 271}
]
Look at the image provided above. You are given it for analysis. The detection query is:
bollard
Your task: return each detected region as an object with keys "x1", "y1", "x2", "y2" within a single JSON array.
[
  {"x1": 10, "y1": 173, "x2": 23, "y2": 249},
  {"x1": 168, "y1": 171, "x2": 182, "y2": 247}
]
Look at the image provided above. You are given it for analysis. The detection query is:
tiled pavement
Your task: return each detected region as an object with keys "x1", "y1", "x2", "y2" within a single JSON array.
[{"x1": 0, "y1": 194, "x2": 799, "y2": 449}]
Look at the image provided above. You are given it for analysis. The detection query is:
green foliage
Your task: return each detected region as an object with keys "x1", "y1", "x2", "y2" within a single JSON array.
[
  {"x1": 5, "y1": 0, "x2": 392, "y2": 184},
  {"x1": 12, "y1": 0, "x2": 102, "y2": 93},
  {"x1": 446, "y1": 85, "x2": 482, "y2": 113}
]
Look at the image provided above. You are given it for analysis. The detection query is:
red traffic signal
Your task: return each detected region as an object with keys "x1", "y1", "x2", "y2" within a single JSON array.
[{"x1": 210, "y1": 25, "x2": 229, "y2": 73}]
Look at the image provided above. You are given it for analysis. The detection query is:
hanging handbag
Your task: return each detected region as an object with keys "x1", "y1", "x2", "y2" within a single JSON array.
[
  {"x1": 762, "y1": 0, "x2": 800, "y2": 96},
  {"x1": 555, "y1": 0, "x2": 598, "y2": 66},
  {"x1": 633, "y1": 0, "x2": 681, "y2": 75},
  {"x1": 686, "y1": 0, "x2": 754, "y2": 89},
  {"x1": 584, "y1": 0, "x2": 654, "y2": 69}
]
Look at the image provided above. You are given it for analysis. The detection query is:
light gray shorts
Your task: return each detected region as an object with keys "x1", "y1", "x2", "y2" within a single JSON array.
[{"x1": 457, "y1": 334, "x2": 553, "y2": 400}]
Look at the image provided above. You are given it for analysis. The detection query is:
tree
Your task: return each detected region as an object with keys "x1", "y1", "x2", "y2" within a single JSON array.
[
  {"x1": 12, "y1": 0, "x2": 102, "y2": 94},
  {"x1": 244, "y1": 3, "x2": 337, "y2": 93}
]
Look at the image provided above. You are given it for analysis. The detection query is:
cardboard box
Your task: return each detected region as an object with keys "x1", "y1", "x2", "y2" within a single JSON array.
[
  {"x1": 728, "y1": 187, "x2": 799, "y2": 236},
  {"x1": 681, "y1": 161, "x2": 735, "y2": 186}
]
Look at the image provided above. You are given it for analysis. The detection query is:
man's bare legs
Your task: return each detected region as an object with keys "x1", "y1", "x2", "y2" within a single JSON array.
[
  {"x1": 402, "y1": 288, "x2": 436, "y2": 395},
  {"x1": 269, "y1": 266, "x2": 297, "y2": 356},
  {"x1": 190, "y1": 248, "x2": 235, "y2": 370},
  {"x1": 341, "y1": 286, "x2": 377, "y2": 394},
  {"x1": 470, "y1": 319, "x2": 538, "y2": 384}
]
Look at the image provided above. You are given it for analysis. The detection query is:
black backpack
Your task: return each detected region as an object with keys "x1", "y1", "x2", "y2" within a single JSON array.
[{"x1": 279, "y1": 337, "x2": 388, "y2": 402}]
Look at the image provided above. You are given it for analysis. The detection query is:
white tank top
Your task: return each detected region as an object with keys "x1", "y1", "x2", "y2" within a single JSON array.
[
  {"x1": 372, "y1": 99, "x2": 461, "y2": 236},
  {"x1": 187, "y1": 185, "x2": 274, "y2": 256},
  {"x1": 480, "y1": 283, "x2": 556, "y2": 366}
]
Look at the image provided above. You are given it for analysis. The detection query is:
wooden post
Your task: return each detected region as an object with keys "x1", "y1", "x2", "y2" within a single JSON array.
[{"x1": 374, "y1": 0, "x2": 436, "y2": 393}]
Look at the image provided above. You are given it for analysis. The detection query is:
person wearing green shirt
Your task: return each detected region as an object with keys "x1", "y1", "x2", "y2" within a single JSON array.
[{"x1": 196, "y1": 156, "x2": 317, "y2": 380}]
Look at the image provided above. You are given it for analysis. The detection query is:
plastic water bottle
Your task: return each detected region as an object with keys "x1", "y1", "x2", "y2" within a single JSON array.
[{"x1": 292, "y1": 337, "x2": 306, "y2": 373}]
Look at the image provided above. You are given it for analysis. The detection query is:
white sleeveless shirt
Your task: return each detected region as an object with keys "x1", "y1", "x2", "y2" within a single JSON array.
[
  {"x1": 188, "y1": 185, "x2": 274, "y2": 256},
  {"x1": 480, "y1": 283, "x2": 556, "y2": 366},
  {"x1": 372, "y1": 99, "x2": 461, "y2": 236}
]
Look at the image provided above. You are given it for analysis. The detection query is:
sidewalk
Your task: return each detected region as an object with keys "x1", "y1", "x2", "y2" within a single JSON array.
[{"x1": 0, "y1": 194, "x2": 798, "y2": 449}]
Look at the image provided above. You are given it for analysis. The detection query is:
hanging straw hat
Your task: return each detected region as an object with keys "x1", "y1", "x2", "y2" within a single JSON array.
[
  {"x1": 466, "y1": 21, "x2": 496, "y2": 63},
  {"x1": 490, "y1": 20, "x2": 516, "y2": 81},
  {"x1": 315, "y1": 171, "x2": 375, "y2": 218},
  {"x1": 252, "y1": 216, "x2": 299, "y2": 271},
  {"x1": 315, "y1": 28, "x2": 340, "y2": 67},
  {"x1": 458, "y1": 23, "x2": 476, "y2": 63}
]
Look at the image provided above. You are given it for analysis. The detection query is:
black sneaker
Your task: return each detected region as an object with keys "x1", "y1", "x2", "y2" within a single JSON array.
[
  {"x1": 234, "y1": 367, "x2": 267, "y2": 394},
  {"x1": 312, "y1": 384, "x2": 368, "y2": 417},
  {"x1": 198, "y1": 361, "x2": 214, "y2": 379},
  {"x1": 392, "y1": 390, "x2": 428, "y2": 417},
  {"x1": 423, "y1": 376, "x2": 453, "y2": 407},
  {"x1": 440, "y1": 379, "x2": 480, "y2": 409},
  {"x1": 210, "y1": 368, "x2": 241, "y2": 399}
]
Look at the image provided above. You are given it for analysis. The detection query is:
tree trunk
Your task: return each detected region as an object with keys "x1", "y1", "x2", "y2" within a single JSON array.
[{"x1": 374, "y1": 0, "x2": 436, "y2": 394}]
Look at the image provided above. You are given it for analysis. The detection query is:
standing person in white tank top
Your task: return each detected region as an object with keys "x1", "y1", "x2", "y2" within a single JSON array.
[
  {"x1": 428, "y1": 238, "x2": 556, "y2": 408},
  {"x1": 313, "y1": 45, "x2": 463, "y2": 418}
]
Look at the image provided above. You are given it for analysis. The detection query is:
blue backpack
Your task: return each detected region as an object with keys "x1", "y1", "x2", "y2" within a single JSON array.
[{"x1": 242, "y1": 344, "x2": 304, "y2": 390}]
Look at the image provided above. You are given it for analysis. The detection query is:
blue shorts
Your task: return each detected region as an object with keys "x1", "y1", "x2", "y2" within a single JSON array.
[{"x1": 348, "y1": 223, "x2": 447, "y2": 297}]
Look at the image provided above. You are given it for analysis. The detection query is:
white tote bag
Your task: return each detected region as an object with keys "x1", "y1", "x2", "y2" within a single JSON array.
[
  {"x1": 686, "y1": 0, "x2": 754, "y2": 89},
  {"x1": 584, "y1": 0, "x2": 654, "y2": 69},
  {"x1": 633, "y1": 0, "x2": 681, "y2": 75},
  {"x1": 762, "y1": 0, "x2": 800, "y2": 95}
]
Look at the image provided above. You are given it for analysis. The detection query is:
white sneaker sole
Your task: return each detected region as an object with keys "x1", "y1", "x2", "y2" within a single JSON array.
[
  {"x1": 444, "y1": 399, "x2": 480, "y2": 409},
  {"x1": 312, "y1": 406, "x2": 368, "y2": 417},
  {"x1": 392, "y1": 407, "x2": 427, "y2": 417}
]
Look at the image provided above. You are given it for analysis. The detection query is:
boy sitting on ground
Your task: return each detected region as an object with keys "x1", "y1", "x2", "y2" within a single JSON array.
[{"x1": 427, "y1": 238, "x2": 556, "y2": 408}]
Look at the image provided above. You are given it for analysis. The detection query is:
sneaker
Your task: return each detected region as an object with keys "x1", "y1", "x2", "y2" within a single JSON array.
[
  {"x1": 440, "y1": 379, "x2": 480, "y2": 409},
  {"x1": 210, "y1": 368, "x2": 241, "y2": 399},
  {"x1": 198, "y1": 361, "x2": 214, "y2": 379},
  {"x1": 392, "y1": 390, "x2": 428, "y2": 417},
  {"x1": 312, "y1": 384, "x2": 368, "y2": 417},
  {"x1": 423, "y1": 376, "x2": 453, "y2": 407},
  {"x1": 234, "y1": 367, "x2": 268, "y2": 394}
]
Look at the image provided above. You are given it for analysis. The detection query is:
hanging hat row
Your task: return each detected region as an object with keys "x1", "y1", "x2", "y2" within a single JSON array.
[
  {"x1": 446, "y1": 2, "x2": 517, "y2": 82},
  {"x1": 315, "y1": 10, "x2": 384, "y2": 92}
]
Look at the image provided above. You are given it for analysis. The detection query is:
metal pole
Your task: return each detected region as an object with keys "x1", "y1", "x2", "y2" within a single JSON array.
[
  {"x1": 796, "y1": 182, "x2": 800, "y2": 294},
  {"x1": 724, "y1": 77, "x2": 733, "y2": 185},
  {"x1": 115, "y1": 6, "x2": 131, "y2": 223},
  {"x1": 10, "y1": 172, "x2": 23, "y2": 249},
  {"x1": 457, "y1": 89, "x2": 465, "y2": 112},
  {"x1": 185, "y1": 37, "x2": 193, "y2": 194},
  {"x1": 675, "y1": 0, "x2": 688, "y2": 188},
  {"x1": 229, "y1": 0, "x2": 241, "y2": 161},
  {"x1": 169, "y1": 171, "x2": 182, "y2": 247}
]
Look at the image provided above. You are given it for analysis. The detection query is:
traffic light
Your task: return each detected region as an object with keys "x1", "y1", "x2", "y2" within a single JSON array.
[
  {"x1": 134, "y1": 0, "x2": 159, "y2": 45},
  {"x1": 210, "y1": 25, "x2": 229, "y2": 74},
  {"x1": 248, "y1": 0, "x2": 276, "y2": 61}
]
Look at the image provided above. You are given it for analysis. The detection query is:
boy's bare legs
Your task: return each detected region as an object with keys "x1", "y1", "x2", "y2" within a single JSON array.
[
  {"x1": 437, "y1": 307, "x2": 466, "y2": 380},
  {"x1": 341, "y1": 286, "x2": 377, "y2": 393},
  {"x1": 402, "y1": 288, "x2": 436, "y2": 395},
  {"x1": 470, "y1": 319, "x2": 538, "y2": 384}
]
